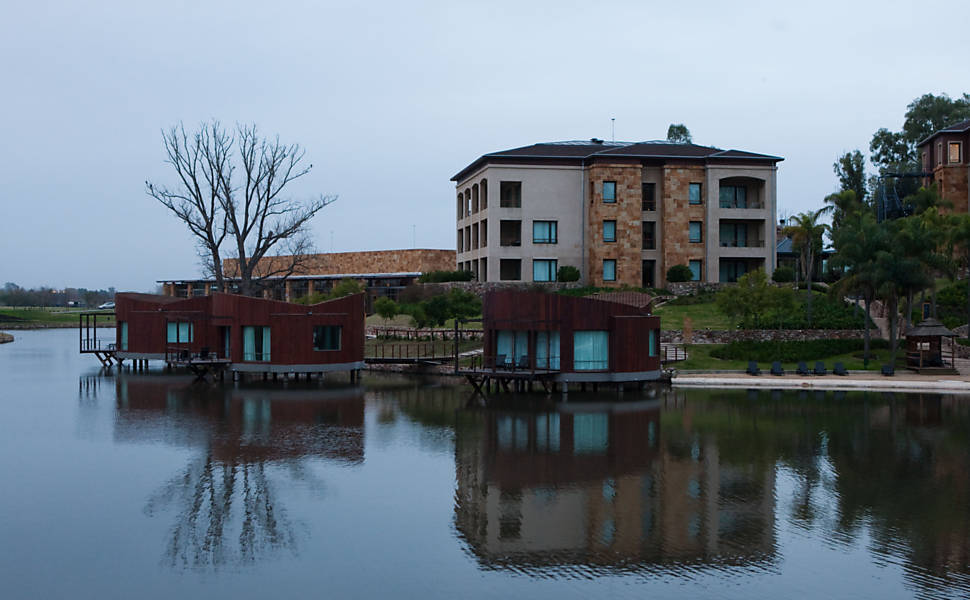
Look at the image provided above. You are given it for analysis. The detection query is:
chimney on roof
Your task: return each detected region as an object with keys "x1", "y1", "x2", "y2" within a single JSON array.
[{"x1": 590, "y1": 138, "x2": 604, "y2": 144}]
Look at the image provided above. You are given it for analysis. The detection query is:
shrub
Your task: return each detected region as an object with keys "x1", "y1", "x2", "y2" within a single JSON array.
[
  {"x1": 666, "y1": 264, "x2": 694, "y2": 283},
  {"x1": 417, "y1": 270, "x2": 474, "y2": 283},
  {"x1": 711, "y1": 338, "x2": 889, "y2": 363},
  {"x1": 557, "y1": 265, "x2": 580, "y2": 282},
  {"x1": 772, "y1": 266, "x2": 795, "y2": 283}
]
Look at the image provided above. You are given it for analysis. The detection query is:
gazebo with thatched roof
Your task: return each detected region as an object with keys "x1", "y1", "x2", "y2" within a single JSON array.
[{"x1": 905, "y1": 318, "x2": 958, "y2": 373}]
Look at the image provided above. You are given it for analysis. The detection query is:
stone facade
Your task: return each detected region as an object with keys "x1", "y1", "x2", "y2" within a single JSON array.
[
  {"x1": 661, "y1": 166, "x2": 708, "y2": 281},
  {"x1": 224, "y1": 249, "x2": 456, "y2": 278},
  {"x1": 587, "y1": 163, "x2": 643, "y2": 287},
  {"x1": 933, "y1": 165, "x2": 969, "y2": 213}
]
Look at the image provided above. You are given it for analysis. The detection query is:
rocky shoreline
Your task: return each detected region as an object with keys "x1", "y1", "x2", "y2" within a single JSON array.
[{"x1": 0, "y1": 332, "x2": 13, "y2": 344}]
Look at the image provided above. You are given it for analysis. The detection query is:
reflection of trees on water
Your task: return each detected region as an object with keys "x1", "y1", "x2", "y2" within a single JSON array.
[
  {"x1": 144, "y1": 455, "x2": 297, "y2": 569},
  {"x1": 110, "y1": 375, "x2": 364, "y2": 570},
  {"x1": 452, "y1": 388, "x2": 970, "y2": 596}
]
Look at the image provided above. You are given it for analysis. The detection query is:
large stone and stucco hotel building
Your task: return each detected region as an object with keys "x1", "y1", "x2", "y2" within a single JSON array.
[{"x1": 453, "y1": 139, "x2": 782, "y2": 287}]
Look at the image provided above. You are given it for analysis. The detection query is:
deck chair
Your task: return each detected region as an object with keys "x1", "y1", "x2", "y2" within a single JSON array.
[
  {"x1": 199, "y1": 347, "x2": 209, "y2": 360},
  {"x1": 881, "y1": 364, "x2": 895, "y2": 376},
  {"x1": 494, "y1": 354, "x2": 507, "y2": 369},
  {"x1": 833, "y1": 362, "x2": 848, "y2": 376},
  {"x1": 796, "y1": 361, "x2": 810, "y2": 376},
  {"x1": 813, "y1": 361, "x2": 827, "y2": 375},
  {"x1": 516, "y1": 354, "x2": 530, "y2": 370},
  {"x1": 746, "y1": 361, "x2": 761, "y2": 376},
  {"x1": 770, "y1": 361, "x2": 784, "y2": 376}
]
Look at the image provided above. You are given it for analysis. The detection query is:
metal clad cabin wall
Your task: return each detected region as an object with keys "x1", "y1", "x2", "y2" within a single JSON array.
[
  {"x1": 610, "y1": 315, "x2": 661, "y2": 373},
  {"x1": 483, "y1": 290, "x2": 651, "y2": 373},
  {"x1": 115, "y1": 293, "x2": 202, "y2": 354},
  {"x1": 225, "y1": 293, "x2": 365, "y2": 366}
]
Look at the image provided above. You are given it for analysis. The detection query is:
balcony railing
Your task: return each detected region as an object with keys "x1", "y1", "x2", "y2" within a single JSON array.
[
  {"x1": 719, "y1": 240, "x2": 766, "y2": 248},
  {"x1": 719, "y1": 201, "x2": 765, "y2": 209}
]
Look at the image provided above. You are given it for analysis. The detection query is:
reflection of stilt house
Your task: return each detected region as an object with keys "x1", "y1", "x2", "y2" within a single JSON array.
[
  {"x1": 113, "y1": 292, "x2": 365, "y2": 377},
  {"x1": 481, "y1": 290, "x2": 661, "y2": 384}
]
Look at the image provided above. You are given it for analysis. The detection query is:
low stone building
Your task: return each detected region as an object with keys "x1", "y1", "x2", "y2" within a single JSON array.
[{"x1": 160, "y1": 248, "x2": 455, "y2": 308}]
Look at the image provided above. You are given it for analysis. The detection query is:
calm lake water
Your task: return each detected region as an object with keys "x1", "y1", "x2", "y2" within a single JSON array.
[{"x1": 2, "y1": 329, "x2": 970, "y2": 599}]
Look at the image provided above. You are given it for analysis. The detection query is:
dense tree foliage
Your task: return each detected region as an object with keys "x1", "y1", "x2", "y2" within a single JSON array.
[
  {"x1": 0, "y1": 282, "x2": 115, "y2": 307},
  {"x1": 666, "y1": 124, "x2": 692, "y2": 144}
]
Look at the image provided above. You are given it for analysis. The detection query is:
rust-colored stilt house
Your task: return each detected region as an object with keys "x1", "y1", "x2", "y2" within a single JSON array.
[
  {"x1": 482, "y1": 290, "x2": 662, "y2": 383},
  {"x1": 114, "y1": 292, "x2": 365, "y2": 375}
]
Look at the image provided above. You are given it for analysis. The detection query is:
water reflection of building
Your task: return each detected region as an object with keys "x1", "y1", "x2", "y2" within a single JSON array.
[
  {"x1": 114, "y1": 375, "x2": 365, "y2": 464},
  {"x1": 454, "y1": 400, "x2": 775, "y2": 572},
  {"x1": 111, "y1": 375, "x2": 365, "y2": 569}
]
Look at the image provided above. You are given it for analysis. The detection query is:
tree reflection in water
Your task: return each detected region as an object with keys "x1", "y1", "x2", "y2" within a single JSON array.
[{"x1": 113, "y1": 374, "x2": 364, "y2": 570}]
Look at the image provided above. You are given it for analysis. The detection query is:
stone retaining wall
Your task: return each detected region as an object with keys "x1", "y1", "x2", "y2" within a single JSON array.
[
  {"x1": 662, "y1": 329, "x2": 868, "y2": 344},
  {"x1": 419, "y1": 281, "x2": 583, "y2": 298}
]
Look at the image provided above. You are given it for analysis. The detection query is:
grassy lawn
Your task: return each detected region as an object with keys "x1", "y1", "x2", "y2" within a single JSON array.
[
  {"x1": 654, "y1": 302, "x2": 733, "y2": 330},
  {"x1": 677, "y1": 343, "x2": 905, "y2": 372},
  {"x1": 366, "y1": 314, "x2": 484, "y2": 331},
  {"x1": 0, "y1": 307, "x2": 115, "y2": 328}
]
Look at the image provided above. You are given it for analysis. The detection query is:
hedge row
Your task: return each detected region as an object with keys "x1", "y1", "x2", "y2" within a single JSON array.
[{"x1": 711, "y1": 338, "x2": 889, "y2": 363}]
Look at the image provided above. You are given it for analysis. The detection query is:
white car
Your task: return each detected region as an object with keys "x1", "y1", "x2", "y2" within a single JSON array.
[{"x1": 98, "y1": 301, "x2": 115, "y2": 310}]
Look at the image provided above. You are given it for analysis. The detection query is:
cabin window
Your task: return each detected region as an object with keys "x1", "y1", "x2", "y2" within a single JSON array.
[
  {"x1": 689, "y1": 183, "x2": 703, "y2": 204},
  {"x1": 535, "y1": 331, "x2": 561, "y2": 370},
  {"x1": 574, "y1": 330, "x2": 608, "y2": 371},
  {"x1": 642, "y1": 182, "x2": 656, "y2": 211},
  {"x1": 603, "y1": 181, "x2": 616, "y2": 203},
  {"x1": 496, "y1": 330, "x2": 528, "y2": 367},
  {"x1": 573, "y1": 413, "x2": 609, "y2": 454},
  {"x1": 313, "y1": 325, "x2": 341, "y2": 351},
  {"x1": 166, "y1": 322, "x2": 193, "y2": 343},
  {"x1": 649, "y1": 329, "x2": 658, "y2": 356},
  {"x1": 533, "y1": 259, "x2": 557, "y2": 282},
  {"x1": 243, "y1": 326, "x2": 271, "y2": 361},
  {"x1": 120, "y1": 322, "x2": 128, "y2": 351}
]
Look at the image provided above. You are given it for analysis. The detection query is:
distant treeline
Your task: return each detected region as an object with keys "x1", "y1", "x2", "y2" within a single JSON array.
[{"x1": 1, "y1": 282, "x2": 115, "y2": 307}]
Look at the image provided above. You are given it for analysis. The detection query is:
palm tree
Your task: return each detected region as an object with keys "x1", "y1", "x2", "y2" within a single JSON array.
[
  {"x1": 830, "y1": 212, "x2": 885, "y2": 366},
  {"x1": 820, "y1": 190, "x2": 866, "y2": 231},
  {"x1": 783, "y1": 209, "x2": 828, "y2": 326}
]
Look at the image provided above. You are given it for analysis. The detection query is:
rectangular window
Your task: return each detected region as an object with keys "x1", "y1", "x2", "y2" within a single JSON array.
[
  {"x1": 457, "y1": 229, "x2": 463, "y2": 253},
  {"x1": 532, "y1": 220, "x2": 557, "y2": 244},
  {"x1": 120, "y1": 321, "x2": 128, "y2": 351},
  {"x1": 689, "y1": 221, "x2": 702, "y2": 243},
  {"x1": 574, "y1": 330, "x2": 609, "y2": 371},
  {"x1": 649, "y1": 329, "x2": 658, "y2": 357},
  {"x1": 481, "y1": 219, "x2": 487, "y2": 247},
  {"x1": 689, "y1": 183, "x2": 702, "y2": 205},
  {"x1": 642, "y1": 183, "x2": 656, "y2": 211},
  {"x1": 642, "y1": 221, "x2": 656, "y2": 249},
  {"x1": 603, "y1": 181, "x2": 616, "y2": 203},
  {"x1": 719, "y1": 222, "x2": 748, "y2": 247},
  {"x1": 689, "y1": 260, "x2": 702, "y2": 282},
  {"x1": 938, "y1": 143, "x2": 943, "y2": 165},
  {"x1": 500, "y1": 181, "x2": 522, "y2": 207},
  {"x1": 496, "y1": 330, "x2": 528, "y2": 366},
  {"x1": 949, "y1": 142, "x2": 962, "y2": 164},
  {"x1": 536, "y1": 331, "x2": 561, "y2": 370},
  {"x1": 242, "y1": 326, "x2": 271, "y2": 361},
  {"x1": 642, "y1": 259, "x2": 656, "y2": 288},
  {"x1": 603, "y1": 220, "x2": 616, "y2": 243},
  {"x1": 533, "y1": 259, "x2": 557, "y2": 282},
  {"x1": 166, "y1": 322, "x2": 193, "y2": 343},
  {"x1": 719, "y1": 185, "x2": 747, "y2": 208},
  {"x1": 603, "y1": 259, "x2": 616, "y2": 281},
  {"x1": 499, "y1": 259, "x2": 521, "y2": 281},
  {"x1": 313, "y1": 325, "x2": 341, "y2": 351},
  {"x1": 499, "y1": 220, "x2": 521, "y2": 246}
]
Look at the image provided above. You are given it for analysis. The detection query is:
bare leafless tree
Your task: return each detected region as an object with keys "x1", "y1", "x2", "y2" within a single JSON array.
[{"x1": 147, "y1": 121, "x2": 335, "y2": 296}]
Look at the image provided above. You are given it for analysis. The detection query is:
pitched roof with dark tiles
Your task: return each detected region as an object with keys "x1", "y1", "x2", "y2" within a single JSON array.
[
  {"x1": 917, "y1": 118, "x2": 970, "y2": 146},
  {"x1": 453, "y1": 140, "x2": 782, "y2": 181}
]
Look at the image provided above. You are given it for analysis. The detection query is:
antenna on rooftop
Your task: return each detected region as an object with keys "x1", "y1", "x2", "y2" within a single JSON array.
[{"x1": 611, "y1": 117, "x2": 615, "y2": 142}]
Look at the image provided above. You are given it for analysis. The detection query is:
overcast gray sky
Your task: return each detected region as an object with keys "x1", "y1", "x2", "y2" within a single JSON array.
[{"x1": 2, "y1": 0, "x2": 967, "y2": 291}]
